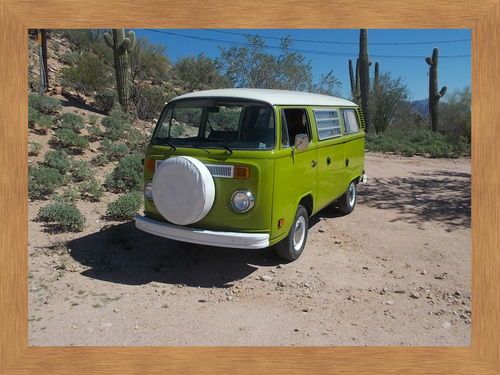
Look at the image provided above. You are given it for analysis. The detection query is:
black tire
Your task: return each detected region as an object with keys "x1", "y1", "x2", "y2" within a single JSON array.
[
  {"x1": 338, "y1": 180, "x2": 357, "y2": 215},
  {"x1": 276, "y1": 205, "x2": 309, "y2": 261}
]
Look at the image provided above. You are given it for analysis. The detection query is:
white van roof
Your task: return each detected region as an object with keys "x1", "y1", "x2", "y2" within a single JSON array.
[{"x1": 171, "y1": 88, "x2": 357, "y2": 107}]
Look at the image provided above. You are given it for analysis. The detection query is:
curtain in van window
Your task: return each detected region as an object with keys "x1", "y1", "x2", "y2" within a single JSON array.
[{"x1": 342, "y1": 109, "x2": 360, "y2": 134}]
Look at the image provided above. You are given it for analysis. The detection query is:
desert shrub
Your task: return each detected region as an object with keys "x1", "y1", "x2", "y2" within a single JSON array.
[
  {"x1": 100, "y1": 139, "x2": 130, "y2": 161},
  {"x1": 365, "y1": 126, "x2": 468, "y2": 158},
  {"x1": 61, "y1": 51, "x2": 80, "y2": 65},
  {"x1": 28, "y1": 106, "x2": 39, "y2": 128},
  {"x1": 87, "y1": 123, "x2": 103, "y2": 142},
  {"x1": 91, "y1": 153, "x2": 109, "y2": 167},
  {"x1": 53, "y1": 187, "x2": 80, "y2": 204},
  {"x1": 53, "y1": 128, "x2": 89, "y2": 152},
  {"x1": 79, "y1": 178, "x2": 104, "y2": 202},
  {"x1": 28, "y1": 106, "x2": 55, "y2": 133},
  {"x1": 94, "y1": 90, "x2": 117, "y2": 113},
  {"x1": 28, "y1": 141, "x2": 42, "y2": 156},
  {"x1": 61, "y1": 52, "x2": 111, "y2": 95},
  {"x1": 70, "y1": 159, "x2": 94, "y2": 182},
  {"x1": 130, "y1": 84, "x2": 167, "y2": 121},
  {"x1": 106, "y1": 192, "x2": 142, "y2": 220},
  {"x1": 37, "y1": 201, "x2": 85, "y2": 232},
  {"x1": 87, "y1": 114, "x2": 99, "y2": 125},
  {"x1": 28, "y1": 93, "x2": 62, "y2": 114},
  {"x1": 44, "y1": 150, "x2": 72, "y2": 174},
  {"x1": 28, "y1": 166, "x2": 65, "y2": 200},
  {"x1": 101, "y1": 103, "x2": 132, "y2": 141},
  {"x1": 124, "y1": 127, "x2": 150, "y2": 153},
  {"x1": 105, "y1": 153, "x2": 143, "y2": 193},
  {"x1": 59, "y1": 112, "x2": 84, "y2": 133}
]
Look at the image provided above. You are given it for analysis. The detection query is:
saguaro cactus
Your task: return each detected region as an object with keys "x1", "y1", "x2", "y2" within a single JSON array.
[
  {"x1": 358, "y1": 29, "x2": 371, "y2": 132},
  {"x1": 425, "y1": 48, "x2": 447, "y2": 131},
  {"x1": 104, "y1": 29, "x2": 136, "y2": 110},
  {"x1": 348, "y1": 58, "x2": 360, "y2": 102},
  {"x1": 374, "y1": 62, "x2": 380, "y2": 90}
]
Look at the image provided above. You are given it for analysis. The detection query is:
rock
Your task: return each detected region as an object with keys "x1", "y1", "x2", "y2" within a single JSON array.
[
  {"x1": 113, "y1": 309, "x2": 120, "y2": 313},
  {"x1": 334, "y1": 240, "x2": 341, "y2": 244},
  {"x1": 198, "y1": 299, "x2": 208, "y2": 303},
  {"x1": 434, "y1": 272, "x2": 448, "y2": 280},
  {"x1": 302, "y1": 306, "x2": 312, "y2": 313},
  {"x1": 393, "y1": 290, "x2": 406, "y2": 294},
  {"x1": 410, "y1": 292, "x2": 420, "y2": 299},
  {"x1": 420, "y1": 269, "x2": 428, "y2": 275},
  {"x1": 259, "y1": 275, "x2": 273, "y2": 282},
  {"x1": 442, "y1": 321, "x2": 452, "y2": 329},
  {"x1": 277, "y1": 281, "x2": 285, "y2": 287},
  {"x1": 454, "y1": 291, "x2": 462, "y2": 297},
  {"x1": 294, "y1": 328, "x2": 299, "y2": 332},
  {"x1": 362, "y1": 266, "x2": 370, "y2": 270},
  {"x1": 385, "y1": 300, "x2": 394, "y2": 305}
]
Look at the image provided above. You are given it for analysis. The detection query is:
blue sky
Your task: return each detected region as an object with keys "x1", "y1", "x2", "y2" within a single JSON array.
[{"x1": 134, "y1": 29, "x2": 471, "y2": 101}]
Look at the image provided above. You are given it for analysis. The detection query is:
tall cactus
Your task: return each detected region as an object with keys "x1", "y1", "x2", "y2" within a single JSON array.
[
  {"x1": 104, "y1": 29, "x2": 136, "y2": 110},
  {"x1": 348, "y1": 58, "x2": 360, "y2": 102},
  {"x1": 425, "y1": 48, "x2": 447, "y2": 131},
  {"x1": 374, "y1": 62, "x2": 380, "y2": 90},
  {"x1": 358, "y1": 29, "x2": 371, "y2": 132}
]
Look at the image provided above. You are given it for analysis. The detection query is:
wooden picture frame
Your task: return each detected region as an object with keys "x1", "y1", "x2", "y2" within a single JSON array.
[{"x1": 1, "y1": 0, "x2": 499, "y2": 373}]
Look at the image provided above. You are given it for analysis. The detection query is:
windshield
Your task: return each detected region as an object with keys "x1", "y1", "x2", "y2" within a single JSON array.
[{"x1": 152, "y1": 99, "x2": 275, "y2": 150}]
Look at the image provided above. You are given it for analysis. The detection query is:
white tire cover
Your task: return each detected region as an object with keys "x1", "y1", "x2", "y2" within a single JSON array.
[{"x1": 152, "y1": 156, "x2": 215, "y2": 225}]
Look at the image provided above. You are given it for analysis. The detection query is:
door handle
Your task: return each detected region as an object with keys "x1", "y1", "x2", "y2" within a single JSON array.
[
  {"x1": 326, "y1": 156, "x2": 331, "y2": 165},
  {"x1": 311, "y1": 160, "x2": 317, "y2": 168}
]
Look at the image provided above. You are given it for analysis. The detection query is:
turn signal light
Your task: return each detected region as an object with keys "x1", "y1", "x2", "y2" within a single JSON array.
[
  {"x1": 234, "y1": 165, "x2": 250, "y2": 179},
  {"x1": 278, "y1": 218, "x2": 285, "y2": 229},
  {"x1": 145, "y1": 159, "x2": 156, "y2": 173}
]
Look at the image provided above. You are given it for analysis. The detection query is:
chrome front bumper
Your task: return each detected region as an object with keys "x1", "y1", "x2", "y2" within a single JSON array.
[{"x1": 134, "y1": 215, "x2": 270, "y2": 249}]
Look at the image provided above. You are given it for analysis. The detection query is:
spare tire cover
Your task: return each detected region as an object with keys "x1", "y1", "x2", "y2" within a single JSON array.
[{"x1": 152, "y1": 156, "x2": 215, "y2": 225}]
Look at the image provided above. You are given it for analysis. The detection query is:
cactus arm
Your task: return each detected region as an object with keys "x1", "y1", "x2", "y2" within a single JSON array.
[
  {"x1": 425, "y1": 56, "x2": 433, "y2": 66},
  {"x1": 126, "y1": 31, "x2": 136, "y2": 51},
  {"x1": 439, "y1": 86, "x2": 447, "y2": 97},
  {"x1": 103, "y1": 32, "x2": 113, "y2": 48}
]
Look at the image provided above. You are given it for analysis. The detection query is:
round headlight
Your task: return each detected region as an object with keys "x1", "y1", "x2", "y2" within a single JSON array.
[
  {"x1": 231, "y1": 190, "x2": 255, "y2": 213},
  {"x1": 144, "y1": 182, "x2": 153, "y2": 200}
]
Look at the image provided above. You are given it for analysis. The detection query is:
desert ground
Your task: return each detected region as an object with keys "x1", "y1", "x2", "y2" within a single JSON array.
[{"x1": 29, "y1": 153, "x2": 471, "y2": 346}]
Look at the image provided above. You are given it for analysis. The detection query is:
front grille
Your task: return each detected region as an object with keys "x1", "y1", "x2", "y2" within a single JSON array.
[{"x1": 205, "y1": 164, "x2": 234, "y2": 178}]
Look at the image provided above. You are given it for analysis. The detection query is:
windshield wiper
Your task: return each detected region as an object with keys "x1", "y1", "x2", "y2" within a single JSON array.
[
  {"x1": 152, "y1": 137, "x2": 176, "y2": 151},
  {"x1": 196, "y1": 139, "x2": 233, "y2": 155}
]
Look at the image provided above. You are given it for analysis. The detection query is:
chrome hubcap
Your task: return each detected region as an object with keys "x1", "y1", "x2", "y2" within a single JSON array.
[
  {"x1": 293, "y1": 216, "x2": 306, "y2": 251},
  {"x1": 348, "y1": 183, "x2": 356, "y2": 207}
]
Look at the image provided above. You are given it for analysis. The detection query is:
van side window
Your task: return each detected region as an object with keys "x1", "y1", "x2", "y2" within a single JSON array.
[
  {"x1": 313, "y1": 109, "x2": 341, "y2": 140},
  {"x1": 281, "y1": 108, "x2": 311, "y2": 147},
  {"x1": 342, "y1": 109, "x2": 360, "y2": 134}
]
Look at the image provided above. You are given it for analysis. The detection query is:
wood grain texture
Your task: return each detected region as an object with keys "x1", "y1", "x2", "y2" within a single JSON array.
[{"x1": 0, "y1": 0, "x2": 499, "y2": 374}]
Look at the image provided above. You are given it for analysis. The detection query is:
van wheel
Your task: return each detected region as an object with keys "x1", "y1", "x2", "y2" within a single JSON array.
[
  {"x1": 338, "y1": 181, "x2": 357, "y2": 214},
  {"x1": 276, "y1": 205, "x2": 309, "y2": 261}
]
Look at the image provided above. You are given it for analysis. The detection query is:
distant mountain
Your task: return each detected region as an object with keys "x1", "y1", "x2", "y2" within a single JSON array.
[{"x1": 411, "y1": 99, "x2": 428, "y2": 116}]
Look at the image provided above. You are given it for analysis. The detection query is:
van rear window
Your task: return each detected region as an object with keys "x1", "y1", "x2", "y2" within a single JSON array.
[{"x1": 342, "y1": 109, "x2": 360, "y2": 134}]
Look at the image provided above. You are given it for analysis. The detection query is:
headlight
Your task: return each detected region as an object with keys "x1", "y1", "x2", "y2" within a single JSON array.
[
  {"x1": 144, "y1": 182, "x2": 153, "y2": 200},
  {"x1": 231, "y1": 190, "x2": 255, "y2": 213}
]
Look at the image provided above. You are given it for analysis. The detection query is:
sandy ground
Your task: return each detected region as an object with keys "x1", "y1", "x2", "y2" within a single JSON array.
[{"x1": 28, "y1": 153, "x2": 471, "y2": 346}]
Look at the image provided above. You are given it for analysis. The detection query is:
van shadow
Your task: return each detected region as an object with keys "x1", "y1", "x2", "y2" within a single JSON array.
[
  {"x1": 356, "y1": 169, "x2": 471, "y2": 231},
  {"x1": 68, "y1": 222, "x2": 283, "y2": 288}
]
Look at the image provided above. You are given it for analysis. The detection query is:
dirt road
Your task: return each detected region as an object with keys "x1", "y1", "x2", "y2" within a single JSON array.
[{"x1": 29, "y1": 153, "x2": 471, "y2": 346}]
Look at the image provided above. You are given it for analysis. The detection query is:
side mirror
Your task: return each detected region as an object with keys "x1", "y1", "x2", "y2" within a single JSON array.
[{"x1": 294, "y1": 134, "x2": 309, "y2": 151}]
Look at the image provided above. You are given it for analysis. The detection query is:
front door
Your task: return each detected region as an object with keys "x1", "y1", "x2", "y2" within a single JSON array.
[{"x1": 272, "y1": 107, "x2": 318, "y2": 241}]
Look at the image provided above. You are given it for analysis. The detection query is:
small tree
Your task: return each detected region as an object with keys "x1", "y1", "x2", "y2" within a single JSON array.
[
  {"x1": 61, "y1": 52, "x2": 111, "y2": 94},
  {"x1": 174, "y1": 54, "x2": 230, "y2": 91},
  {"x1": 370, "y1": 72, "x2": 410, "y2": 133}
]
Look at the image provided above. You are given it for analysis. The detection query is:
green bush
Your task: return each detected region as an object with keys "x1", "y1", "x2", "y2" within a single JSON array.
[
  {"x1": 365, "y1": 126, "x2": 469, "y2": 158},
  {"x1": 59, "y1": 112, "x2": 84, "y2": 133},
  {"x1": 87, "y1": 114, "x2": 99, "y2": 125},
  {"x1": 79, "y1": 178, "x2": 104, "y2": 202},
  {"x1": 125, "y1": 127, "x2": 150, "y2": 153},
  {"x1": 61, "y1": 52, "x2": 111, "y2": 95},
  {"x1": 54, "y1": 187, "x2": 80, "y2": 204},
  {"x1": 130, "y1": 84, "x2": 167, "y2": 121},
  {"x1": 28, "y1": 106, "x2": 55, "y2": 133},
  {"x1": 53, "y1": 128, "x2": 89, "y2": 152},
  {"x1": 28, "y1": 141, "x2": 42, "y2": 156},
  {"x1": 37, "y1": 201, "x2": 85, "y2": 232},
  {"x1": 94, "y1": 90, "x2": 117, "y2": 113},
  {"x1": 105, "y1": 153, "x2": 143, "y2": 193},
  {"x1": 61, "y1": 51, "x2": 80, "y2": 65},
  {"x1": 70, "y1": 159, "x2": 94, "y2": 182},
  {"x1": 101, "y1": 103, "x2": 132, "y2": 141},
  {"x1": 91, "y1": 153, "x2": 109, "y2": 167},
  {"x1": 100, "y1": 139, "x2": 130, "y2": 161},
  {"x1": 106, "y1": 192, "x2": 142, "y2": 220},
  {"x1": 28, "y1": 93, "x2": 62, "y2": 115},
  {"x1": 44, "y1": 150, "x2": 72, "y2": 174},
  {"x1": 28, "y1": 166, "x2": 65, "y2": 200},
  {"x1": 87, "y1": 123, "x2": 103, "y2": 142}
]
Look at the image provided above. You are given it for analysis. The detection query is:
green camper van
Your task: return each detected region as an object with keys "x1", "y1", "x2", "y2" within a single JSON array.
[{"x1": 135, "y1": 88, "x2": 366, "y2": 261}]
